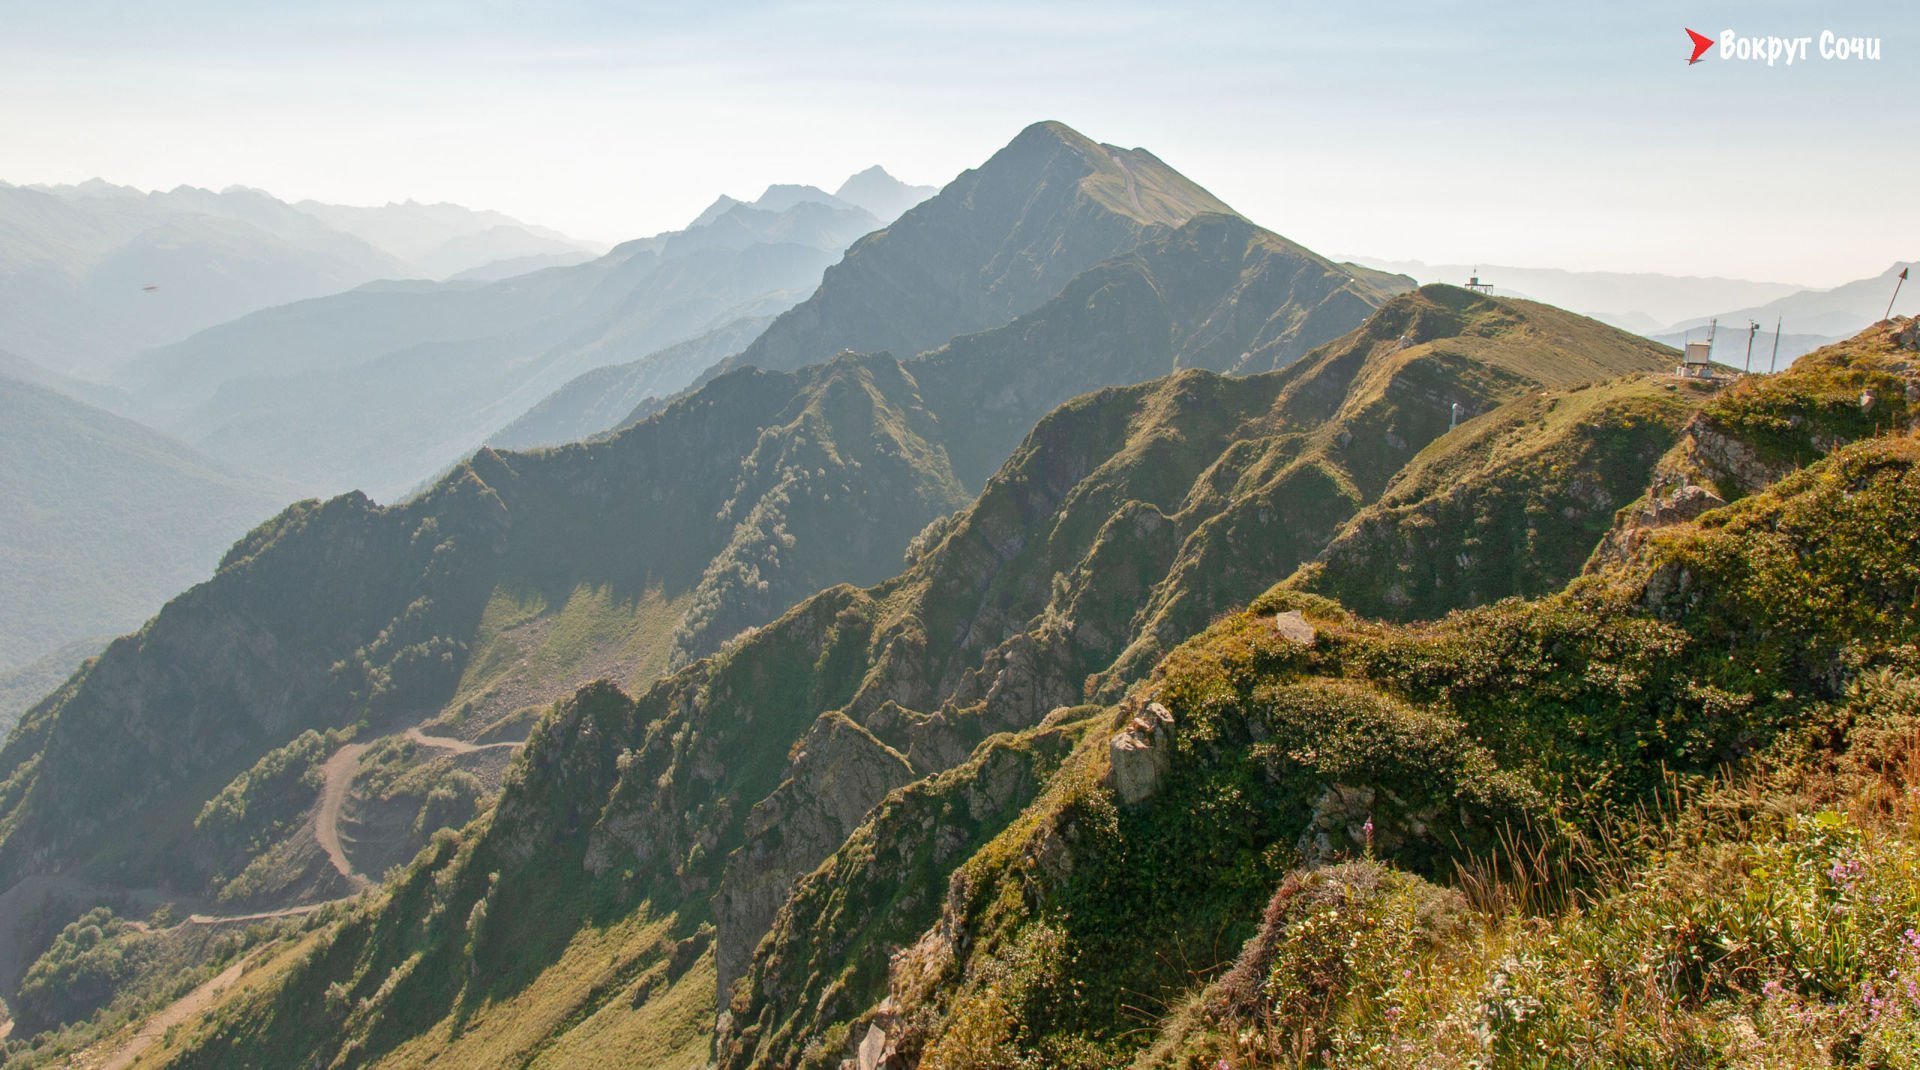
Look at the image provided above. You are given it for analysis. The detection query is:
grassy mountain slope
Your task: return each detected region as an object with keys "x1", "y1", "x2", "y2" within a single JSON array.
[
  {"x1": 746, "y1": 320, "x2": 1920, "y2": 1070},
  {"x1": 710, "y1": 121, "x2": 1237, "y2": 380},
  {"x1": 1288, "y1": 374, "x2": 1706, "y2": 620},
  {"x1": 1591, "y1": 316, "x2": 1918, "y2": 574},
  {"x1": 663, "y1": 215, "x2": 1407, "y2": 668},
  {"x1": 923, "y1": 439, "x2": 1920, "y2": 1069},
  {"x1": 0, "y1": 208, "x2": 1401, "y2": 927},
  {"x1": 903, "y1": 212, "x2": 1408, "y2": 489},
  {"x1": 115, "y1": 290, "x2": 1685, "y2": 1069},
  {"x1": 0, "y1": 375, "x2": 284, "y2": 673}
]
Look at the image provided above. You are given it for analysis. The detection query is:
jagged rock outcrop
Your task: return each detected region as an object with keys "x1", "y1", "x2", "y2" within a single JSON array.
[
  {"x1": 1594, "y1": 318, "x2": 1920, "y2": 572},
  {"x1": 1106, "y1": 702, "x2": 1174, "y2": 805},
  {"x1": 1271, "y1": 610, "x2": 1317, "y2": 645},
  {"x1": 714, "y1": 713, "x2": 916, "y2": 996},
  {"x1": 1591, "y1": 478, "x2": 1727, "y2": 568},
  {"x1": 721, "y1": 717, "x2": 1085, "y2": 1070},
  {"x1": 1893, "y1": 315, "x2": 1919, "y2": 351}
]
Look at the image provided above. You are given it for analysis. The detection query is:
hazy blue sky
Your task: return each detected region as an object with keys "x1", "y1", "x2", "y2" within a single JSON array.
[{"x1": 2, "y1": 0, "x2": 1912, "y2": 286}]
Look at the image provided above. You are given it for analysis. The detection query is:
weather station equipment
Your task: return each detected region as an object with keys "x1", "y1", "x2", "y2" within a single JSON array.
[{"x1": 1679, "y1": 318, "x2": 1718, "y2": 380}]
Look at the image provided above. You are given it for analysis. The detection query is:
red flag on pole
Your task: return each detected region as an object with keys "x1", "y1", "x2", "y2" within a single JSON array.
[{"x1": 1889, "y1": 267, "x2": 1909, "y2": 321}]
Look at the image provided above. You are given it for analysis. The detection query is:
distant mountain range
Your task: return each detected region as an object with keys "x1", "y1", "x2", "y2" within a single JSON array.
[
  {"x1": 111, "y1": 171, "x2": 928, "y2": 498},
  {"x1": 689, "y1": 168, "x2": 934, "y2": 230},
  {"x1": 0, "y1": 169, "x2": 929, "y2": 721},
  {"x1": 488, "y1": 314, "x2": 777, "y2": 450},
  {"x1": 0, "y1": 180, "x2": 602, "y2": 375},
  {"x1": 1345, "y1": 257, "x2": 1805, "y2": 333},
  {"x1": 1654, "y1": 260, "x2": 1917, "y2": 365},
  {"x1": 1666, "y1": 262, "x2": 1916, "y2": 336},
  {"x1": 0, "y1": 124, "x2": 1404, "y2": 932},
  {"x1": 495, "y1": 142, "x2": 1271, "y2": 451},
  {"x1": 1351, "y1": 255, "x2": 1917, "y2": 368},
  {"x1": 293, "y1": 198, "x2": 599, "y2": 278}
]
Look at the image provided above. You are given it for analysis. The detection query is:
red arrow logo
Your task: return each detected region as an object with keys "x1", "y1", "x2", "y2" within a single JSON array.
[{"x1": 1686, "y1": 28, "x2": 1714, "y2": 64}]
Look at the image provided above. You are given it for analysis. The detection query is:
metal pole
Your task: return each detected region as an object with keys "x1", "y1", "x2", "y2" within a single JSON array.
[
  {"x1": 1889, "y1": 268, "x2": 1908, "y2": 322},
  {"x1": 1744, "y1": 321, "x2": 1759, "y2": 375},
  {"x1": 1770, "y1": 317, "x2": 1781, "y2": 373}
]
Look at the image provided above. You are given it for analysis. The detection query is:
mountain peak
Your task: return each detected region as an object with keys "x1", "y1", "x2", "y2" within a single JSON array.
[
  {"x1": 688, "y1": 193, "x2": 746, "y2": 228},
  {"x1": 982, "y1": 119, "x2": 1233, "y2": 228},
  {"x1": 751, "y1": 183, "x2": 844, "y2": 214},
  {"x1": 1010, "y1": 118, "x2": 1097, "y2": 151},
  {"x1": 832, "y1": 166, "x2": 936, "y2": 223},
  {"x1": 65, "y1": 177, "x2": 142, "y2": 199},
  {"x1": 721, "y1": 123, "x2": 1237, "y2": 379},
  {"x1": 839, "y1": 164, "x2": 896, "y2": 183}
]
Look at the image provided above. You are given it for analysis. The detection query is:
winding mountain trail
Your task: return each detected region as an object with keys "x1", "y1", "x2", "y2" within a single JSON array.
[
  {"x1": 404, "y1": 726, "x2": 522, "y2": 755},
  {"x1": 98, "y1": 948, "x2": 263, "y2": 1070},
  {"x1": 1, "y1": 726, "x2": 525, "y2": 1059},
  {"x1": 314, "y1": 741, "x2": 372, "y2": 890},
  {"x1": 184, "y1": 902, "x2": 330, "y2": 926}
]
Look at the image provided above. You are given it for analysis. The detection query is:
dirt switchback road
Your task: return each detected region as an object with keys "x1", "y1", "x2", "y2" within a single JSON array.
[
  {"x1": 404, "y1": 726, "x2": 521, "y2": 755},
  {"x1": 314, "y1": 742, "x2": 371, "y2": 889},
  {"x1": 98, "y1": 949, "x2": 263, "y2": 1070}
]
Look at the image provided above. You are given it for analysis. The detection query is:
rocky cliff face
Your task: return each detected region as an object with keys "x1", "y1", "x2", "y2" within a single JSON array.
[
  {"x1": 721, "y1": 713, "x2": 1090, "y2": 1070},
  {"x1": 713, "y1": 712, "x2": 917, "y2": 989}
]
